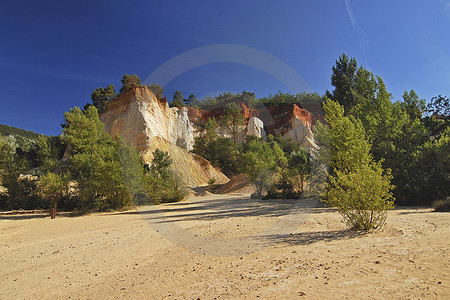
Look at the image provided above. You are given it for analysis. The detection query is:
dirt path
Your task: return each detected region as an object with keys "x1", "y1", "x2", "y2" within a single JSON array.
[{"x1": 1, "y1": 194, "x2": 449, "y2": 299}]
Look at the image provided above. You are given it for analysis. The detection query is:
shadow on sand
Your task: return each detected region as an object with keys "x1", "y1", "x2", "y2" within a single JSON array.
[
  {"x1": 259, "y1": 229, "x2": 367, "y2": 246},
  {"x1": 117, "y1": 195, "x2": 331, "y2": 224}
]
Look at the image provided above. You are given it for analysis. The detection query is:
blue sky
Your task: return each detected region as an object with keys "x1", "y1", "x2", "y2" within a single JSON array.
[{"x1": 0, "y1": 0, "x2": 449, "y2": 135}]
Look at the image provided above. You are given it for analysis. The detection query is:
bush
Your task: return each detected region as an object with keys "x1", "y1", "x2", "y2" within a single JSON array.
[
  {"x1": 325, "y1": 163, "x2": 394, "y2": 230},
  {"x1": 432, "y1": 197, "x2": 450, "y2": 212},
  {"x1": 316, "y1": 100, "x2": 395, "y2": 231}
]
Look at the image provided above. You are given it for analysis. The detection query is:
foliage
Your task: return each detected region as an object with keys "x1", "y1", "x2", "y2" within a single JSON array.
[
  {"x1": 316, "y1": 100, "x2": 394, "y2": 230},
  {"x1": 194, "y1": 91, "x2": 256, "y2": 109},
  {"x1": 0, "y1": 136, "x2": 14, "y2": 169},
  {"x1": 326, "y1": 162, "x2": 394, "y2": 230},
  {"x1": 220, "y1": 102, "x2": 246, "y2": 143},
  {"x1": 170, "y1": 90, "x2": 185, "y2": 107},
  {"x1": 326, "y1": 53, "x2": 358, "y2": 113},
  {"x1": 0, "y1": 124, "x2": 41, "y2": 143},
  {"x1": 432, "y1": 196, "x2": 450, "y2": 212},
  {"x1": 258, "y1": 91, "x2": 324, "y2": 107},
  {"x1": 143, "y1": 149, "x2": 187, "y2": 204},
  {"x1": 426, "y1": 95, "x2": 449, "y2": 118},
  {"x1": 35, "y1": 135, "x2": 65, "y2": 172},
  {"x1": 62, "y1": 106, "x2": 133, "y2": 211},
  {"x1": 288, "y1": 148, "x2": 311, "y2": 193},
  {"x1": 193, "y1": 132, "x2": 240, "y2": 176},
  {"x1": 147, "y1": 84, "x2": 165, "y2": 99},
  {"x1": 325, "y1": 54, "x2": 449, "y2": 205},
  {"x1": 38, "y1": 172, "x2": 69, "y2": 218},
  {"x1": 314, "y1": 100, "x2": 372, "y2": 173},
  {"x1": 119, "y1": 74, "x2": 142, "y2": 94},
  {"x1": 117, "y1": 137, "x2": 146, "y2": 201},
  {"x1": 184, "y1": 94, "x2": 199, "y2": 106},
  {"x1": 239, "y1": 138, "x2": 284, "y2": 196},
  {"x1": 149, "y1": 149, "x2": 173, "y2": 181},
  {"x1": 0, "y1": 135, "x2": 44, "y2": 210},
  {"x1": 86, "y1": 85, "x2": 117, "y2": 114}
]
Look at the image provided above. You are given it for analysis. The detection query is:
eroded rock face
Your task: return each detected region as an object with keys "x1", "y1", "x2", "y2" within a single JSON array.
[
  {"x1": 246, "y1": 117, "x2": 266, "y2": 140},
  {"x1": 100, "y1": 87, "x2": 227, "y2": 186},
  {"x1": 261, "y1": 104, "x2": 318, "y2": 148},
  {"x1": 100, "y1": 87, "x2": 194, "y2": 151}
]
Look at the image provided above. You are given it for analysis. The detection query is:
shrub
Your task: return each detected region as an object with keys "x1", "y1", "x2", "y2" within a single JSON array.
[
  {"x1": 432, "y1": 197, "x2": 450, "y2": 212},
  {"x1": 316, "y1": 100, "x2": 395, "y2": 231},
  {"x1": 325, "y1": 162, "x2": 394, "y2": 230}
]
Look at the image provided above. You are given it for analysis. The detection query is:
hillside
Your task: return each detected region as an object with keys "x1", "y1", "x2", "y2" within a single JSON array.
[
  {"x1": 0, "y1": 124, "x2": 42, "y2": 141},
  {"x1": 0, "y1": 124, "x2": 44, "y2": 150}
]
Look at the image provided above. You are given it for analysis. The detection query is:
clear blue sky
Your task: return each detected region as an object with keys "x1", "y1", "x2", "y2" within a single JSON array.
[{"x1": 1, "y1": 0, "x2": 449, "y2": 135}]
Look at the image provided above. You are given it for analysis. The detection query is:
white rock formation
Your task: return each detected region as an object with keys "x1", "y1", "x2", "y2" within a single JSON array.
[
  {"x1": 99, "y1": 87, "x2": 228, "y2": 186},
  {"x1": 246, "y1": 117, "x2": 266, "y2": 140},
  {"x1": 283, "y1": 117, "x2": 318, "y2": 149},
  {"x1": 174, "y1": 107, "x2": 194, "y2": 150},
  {"x1": 100, "y1": 87, "x2": 194, "y2": 151}
]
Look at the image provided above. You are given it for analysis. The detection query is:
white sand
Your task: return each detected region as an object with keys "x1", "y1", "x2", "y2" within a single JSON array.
[{"x1": 1, "y1": 194, "x2": 449, "y2": 299}]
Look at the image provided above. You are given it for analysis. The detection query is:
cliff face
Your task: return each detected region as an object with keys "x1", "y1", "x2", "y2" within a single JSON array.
[
  {"x1": 99, "y1": 87, "x2": 319, "y2": 185},
  {"x1": 100, "y1": 87, "x2": 194, "y2": 151},
  {"x1": 100, "y1": 87, "x2": 228, "y2": 186},
  {"x1": 187, "y1": 103, "x2": 318, "y2": 148},
  {"x1": 260, "y1": 104, "x2": 317, "y2": 148}
]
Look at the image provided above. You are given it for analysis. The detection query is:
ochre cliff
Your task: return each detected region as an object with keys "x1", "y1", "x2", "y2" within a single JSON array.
[
  {"x1": 99, "y1": 87, "x2": 320, "y2": 186},
  {"x1": 99, "y1": 87, "x2": 228, "y2": 187}
]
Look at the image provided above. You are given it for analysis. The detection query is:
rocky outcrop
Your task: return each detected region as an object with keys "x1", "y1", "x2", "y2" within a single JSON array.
[
  {"x1": 260, "y1": 104, "x2": 318, "y2": 148},
  {"x1": 99, "y1": 87, "x2": 319, "y2": 184},
  {"x1": 100, "y1": 87, "x2": 194, "y2": 151},
  {"x1": 142, "y1": 137, "x2": 228, "y2": 187},
  {"x1": 246, "y1": 117, "x2": 266, "y2": 139},
  {"x1": 100, "y1": 87, "x2": 228, "y2": 187}
]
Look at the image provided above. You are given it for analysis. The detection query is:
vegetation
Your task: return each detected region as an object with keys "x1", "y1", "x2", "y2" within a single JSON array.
[
  {"x1": 170, "y1": 90, "x2": 185, "y2": 107},
  {"x1": 0, "y1": 124, "x2": 41, "y2": 142},
  {"x1": 316, "y1": 100, "x2": 394, "y2": 230},
  {"x1": 119, "y1": 74, "x2": 142, "y2": 94},
  {"x1": 325, "y1": 53, "x2": 449, "y2": 206},
  {"x1": 147, "y1": 83, "x2": 165, "y2": 99},
  {"x1": 239, "y1": 138, "x2": 283, "y2": 197},
  {"x1": 219, "y1": 102, "x2": 246, "y2": 143},
  {"x1": 143, "y1": 149, "x2": 187, "y2": 204},
  {"x1": 1, "y1": 56, "x2": 448, "y2": 221},
  {"x1": 432, "y1": 197, "x2": 450, "y2": 212},
  {"x1": 84, "y1": 85, "x2": 117, "y2": 114},
  {"x1": 38, "y1": 172, "x2": 69, "y2": 218}
]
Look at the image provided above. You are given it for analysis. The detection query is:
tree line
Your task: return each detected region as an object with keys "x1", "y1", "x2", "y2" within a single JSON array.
[{"x1": 0, "y1": 54, "x2": 448, "y2": 226}]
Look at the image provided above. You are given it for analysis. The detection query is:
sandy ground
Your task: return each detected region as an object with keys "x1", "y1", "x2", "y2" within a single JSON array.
[{"x1": 1, "y1": 194, "x2": 449, "y2": 299}]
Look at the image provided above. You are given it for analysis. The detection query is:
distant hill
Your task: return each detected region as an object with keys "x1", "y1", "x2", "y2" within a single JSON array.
[
  {"x1": 0, "y1": 124, "x2": 42, "y2": 140},
  {"x1": 0, "y1": 124, "x2": 45, "y2": 150}
]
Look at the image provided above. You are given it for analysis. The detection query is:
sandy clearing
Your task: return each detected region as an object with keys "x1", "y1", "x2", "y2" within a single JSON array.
[{"x1": 0, "y1": 194, "x2": 449, "y2": 299}]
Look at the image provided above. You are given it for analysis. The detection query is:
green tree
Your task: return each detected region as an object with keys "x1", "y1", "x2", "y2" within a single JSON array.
[
  {"x1": 288, "y1": 149, "x2": 311, "y2": 193},
  {"x1": 117, "y1": 137, "x2": 146, "y2": 201},
  {"x1": 149, "y1": 149, "x2": 173, "y2": 181},
  {"x1": 147, "y1": 83, "x2": 165, "y2": 99},
  {"x1": 0, "y1": 136, "x2": 14, "y2": 170},
  {"x1": 239, "y1": 139, "x2": 282, "y2": 197},
  {"x1": 204, "y1": 117, "x2": 218, "y2": 143},
  {"x1": 170, "y1": 90, "x2": 184, "y2": 107},
  {"x1": 220, "y1": 102, "x2": 245, "y2": 143},
  {"x1": 39, "y1": 172, "x2": 69, "y2": 218},
  {"x1": 89, "y1": 85, "x2": 117, "y2": 114},
  {"x1": 184, "y1": 94, "x2": 197, "y2": 106},
  {"x1": 144, "y1": 149, "x2": 186, "y2": 204},
  {"x1": 350, "y1": 70, "x2": 408, "y2": 161},
  {"x1": 316, "y1": 100, "x2": 394, "y2": 230},
  {"x1": 62, "y1": 106, "x2": 132, "y2": 211},
  {"x1": 119, "y1": 74, "x2": 142, "y2": 94},
  {"x1": 326, "y1": 53, "x2": 358, "y2": 113}
]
